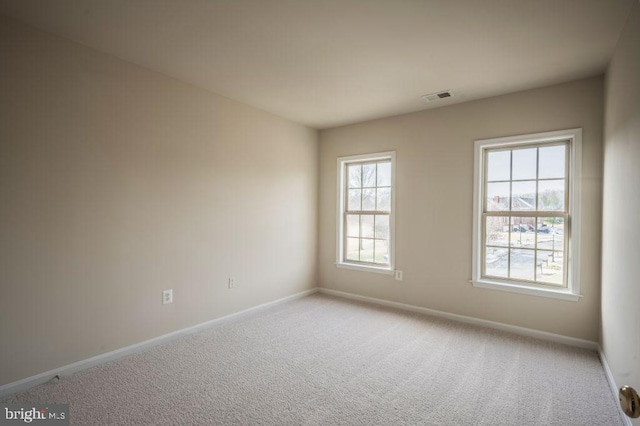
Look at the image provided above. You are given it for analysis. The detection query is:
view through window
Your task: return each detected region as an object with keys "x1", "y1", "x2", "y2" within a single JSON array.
[
  {"x1": 483, "y1": 142, "x2": 569, "y2": 286},
  {"x1": 345, "y1": 160, "x2": 391, "y2": 265}
]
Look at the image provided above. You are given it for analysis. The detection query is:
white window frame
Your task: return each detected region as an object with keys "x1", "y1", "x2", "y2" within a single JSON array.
[
  {"x1": 336, "y1": 151, "x2": 396, "y2": 275},
  {"x1": 472, "y1": 129, "x2": 582, "y2": 301}
]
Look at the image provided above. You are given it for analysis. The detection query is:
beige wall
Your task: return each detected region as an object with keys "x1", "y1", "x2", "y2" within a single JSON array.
[
  {"x1": 319, "y1": 77, "x2": 604, "y2": 341},
  {"x1": 0, "y1": 16, "x2": 318, "y2": 386},
  {"x1": 602, "y1": 2, "x2": 640, "y2": 423}
]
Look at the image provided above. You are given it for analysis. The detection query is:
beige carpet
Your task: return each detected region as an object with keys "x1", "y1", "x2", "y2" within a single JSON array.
[{"x1": 4, "y1": 294, "x2": 623, "y2": 425}]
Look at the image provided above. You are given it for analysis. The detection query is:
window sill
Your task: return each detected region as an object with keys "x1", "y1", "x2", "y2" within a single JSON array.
[
  {"x1": 335, "y1": 262, "x2": 395, "y2": 275},
  {"x1": 472, "y1": 279, "x2": 581, "y2": 302}
]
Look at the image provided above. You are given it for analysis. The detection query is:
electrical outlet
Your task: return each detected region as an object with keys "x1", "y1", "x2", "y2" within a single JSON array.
[
  {"x1": 228, "y1": 277, "x2": 235, "y2": 289},
  {"x1": 395, "y1": 270, "x2": 403, "y2": 281},
  {"x1": 162, "y1": 289, "x2": 173, "y2": 304}
]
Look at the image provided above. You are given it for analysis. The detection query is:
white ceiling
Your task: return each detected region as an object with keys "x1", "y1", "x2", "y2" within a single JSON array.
[{"x1": 0, "y1": 0, "x2": 634, "y2": 129}]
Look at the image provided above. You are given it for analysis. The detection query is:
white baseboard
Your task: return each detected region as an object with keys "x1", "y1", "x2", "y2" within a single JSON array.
[
  {"x1": 0, "y1": 287, "x2": 319, "y2": 399},
  {"x1": 598, "y1": 349, "x2": 632, "y2": 426},
  {"x1": 318, "y1": 288, "x2": 599, "y2": 350}
]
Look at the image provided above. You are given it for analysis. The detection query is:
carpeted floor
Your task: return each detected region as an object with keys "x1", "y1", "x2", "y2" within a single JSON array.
[{"x1": 4, "y1": 294, "x2": 624, "y2": 425}]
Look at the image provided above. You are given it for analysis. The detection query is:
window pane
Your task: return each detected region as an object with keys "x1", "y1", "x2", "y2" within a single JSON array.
[
  {"x1": 510, "y1": 217, "x2": 535, "y2": 248},
  {"x1": 374, "y1": 240, "x2": 389, "y2": 264},
  {"x1": 348, "y1": 189, "x2": 361, "y2": 211},
  {"x1": 360, "y1": 239, "x2": 374, "y2": 262},
  {"x1": 485, "y1": 247, "x2": 508, "y2": 278},
  {"x1": 487, "y1": 182, "x2": 510, "y2": 211},
  {"x1": 512, "y1": 181, "x2": 536, "y2": 211},
  {"x1": 346, "y1": 238, "x2": 360, "y2": 261},
  {"x1": 538, "y1": 179, "x2": 565, "y2": 211},
  {"x1": 361, "y1": 214, "x2": 374, "y2": 238},
  {"x1": 510, "y1": 249, "x2": 535, "y2": 281},
  {"x1": 536, "y1": 217, "x2": 564, "y2": 250},
  {"x1": 362, "y1": 163, "x2": 376, "y2": 187},
  {"x1": 376, "y1": 188, "x2": 391, "y2": 211},
  {"x1": 377, "y1": 162, "x2": 391, "y2": 186},
  {"x1": 486, "y1": 216, "x2": 509, "y2": 247},
  {"x1": 348, "y1": 164, "x2": 362, "y2": 188},
  {"x1": 374, "y1": 215, "x2": 389, "y2": 240},
  {"x1": 487, "y1": 150, "x2": 510, "y2": 182},
  {"x1": 512, "y1": 148, "x2": 537, "y2": 180},
  {"x1": 536, "y1": 250, "x2": 564, "y2": 286},
  {"x1": 346, "y1": 215, "x2": 360, "y2": 238},
  {"x1": 362, "y1": 189, "x2": 376, "y2": 210},
  {"x1": 539, "y1": 145, "x2": 566, "y2": 179}
]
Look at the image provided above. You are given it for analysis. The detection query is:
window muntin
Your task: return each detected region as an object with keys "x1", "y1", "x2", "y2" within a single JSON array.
[
  {"x1": 337, "y1": 152, "x2": 395, "y2": 272},
  {"x1": 482, "y1": 142, "x2": 569, "y2": 287}
]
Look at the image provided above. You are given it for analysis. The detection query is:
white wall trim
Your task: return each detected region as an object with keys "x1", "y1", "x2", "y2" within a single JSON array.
[
  {"x1": 471, "y1": 279, "x2": 581, "y2": 301},
  {"x1": 318, "y1": 288, "x2": 598, "y2": 350},
  {"x1": 0, "y1": 288, "x2": 319, "y2": 399},
  {"x1": 599, "y1": 349, "x2": 632, "y2": 426},
  {"x1": 334, "y1": 262, "x2": 395, "y2": 275}
]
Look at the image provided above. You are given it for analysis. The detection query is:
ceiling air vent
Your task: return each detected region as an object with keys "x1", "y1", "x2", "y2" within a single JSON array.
[{"x1": 422, "y1": 90, "x2": 454, "y2": 102}]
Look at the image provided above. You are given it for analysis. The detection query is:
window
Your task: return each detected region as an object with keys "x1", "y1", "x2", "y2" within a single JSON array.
[
  {"x1": 336, "y1": 152, "x2": 395, "y2": 274},
  {"x1": 472, "y1": 129, "x2": 582, "y2": 301}
]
